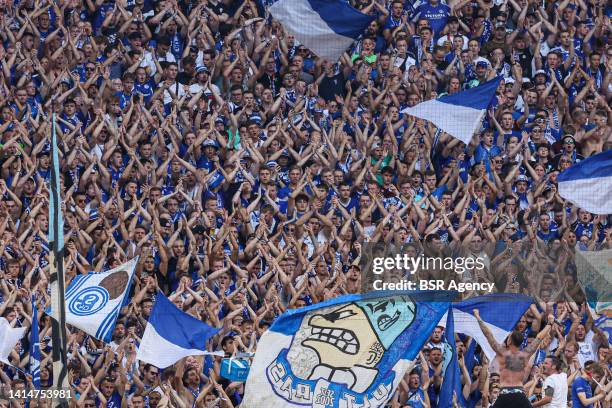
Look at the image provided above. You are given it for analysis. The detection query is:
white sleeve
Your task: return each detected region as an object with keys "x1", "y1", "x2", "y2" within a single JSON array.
[{"x1": 542, "y1": 376, "x2": 554, "y2": 390}]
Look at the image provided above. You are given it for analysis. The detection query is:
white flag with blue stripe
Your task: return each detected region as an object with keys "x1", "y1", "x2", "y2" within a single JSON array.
[
  {"x1": 47, "y1": 258, "x2": 137, "y2": 343},
  {"x1": 269, "y1": 0, "x2": 374, "y2": 62},
  {"x1": 401, "y1": 76, "x2": 503, "y2": 145},
  {"x1": 439, "y1": 294, "x2": 533, "y2": 362},
  {"x1": 136, "y1": 291, "x2": 220, "y2": 368},
  {"x1": 242, "y1": 291, "x2": 455, "y2": 408},
  {"x1": 558, "y1": 149, "x2": 612, "y2": 215}
]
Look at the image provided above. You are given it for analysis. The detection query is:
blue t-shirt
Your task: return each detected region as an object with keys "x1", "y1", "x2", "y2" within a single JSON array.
[
  {"x1": 571, "y1": 376, "x2": 593, "y2": 408},
  {"x1": 405, "y1": 387, "x2": 426, "y2": 407},
  {"x1": 415, "y1": 2, "x2": 450, "y2": 36}
]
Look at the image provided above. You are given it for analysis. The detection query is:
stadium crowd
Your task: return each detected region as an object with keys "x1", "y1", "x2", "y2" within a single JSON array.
[{"x1": 0, "y1": 0, "x2": 611, "y2": 406}]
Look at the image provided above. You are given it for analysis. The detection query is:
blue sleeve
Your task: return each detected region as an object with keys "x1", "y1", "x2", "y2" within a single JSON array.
[{"x1": 573, "y1": 377, "x2": 587, "y2": 393}]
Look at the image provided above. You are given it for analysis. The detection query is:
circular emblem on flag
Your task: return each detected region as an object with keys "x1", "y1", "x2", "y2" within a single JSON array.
[{"x1": 68, "y1": 287, "x2": 109, "y2": 316}]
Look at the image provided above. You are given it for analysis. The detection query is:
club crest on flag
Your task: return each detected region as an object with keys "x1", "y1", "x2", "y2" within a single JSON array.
[
  {"x1": 67, "y1": 269, "x2": 129, "y2": 316},
  {"x1": 68, "y1": 287, "x2": 109, "y2": 316},
  {"x1": 48, "y1": 259, "x2": 138, "y2": 343}
]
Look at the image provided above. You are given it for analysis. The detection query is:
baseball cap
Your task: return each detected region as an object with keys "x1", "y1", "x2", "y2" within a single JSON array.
[
  {"x1": 562, "y1": 134, "x2": 575, "y2": 143},
  {"x1": 196, "y1": 65, "x2": 210, "y2": 74},
  {"x1": 203, "y1": 139, "x2": 219, "y2": 149},
  {"x1": 476, "y1": 60, "x2": 489, "y2": 68},
  {"x1": 515, "y1": 174, "x2": 529, "y2": 183},
  {"x1": 495, "y1": 22, "x2": 506, "y2": 29},
  {"x1": 534, "y1": 69, "x2": 547, "y2": 76}
]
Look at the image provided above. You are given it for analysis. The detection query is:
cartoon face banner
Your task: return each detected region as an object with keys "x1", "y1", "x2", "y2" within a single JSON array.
[{"x1": 243, "y1": 291, "x2": 454, "y2": 408}]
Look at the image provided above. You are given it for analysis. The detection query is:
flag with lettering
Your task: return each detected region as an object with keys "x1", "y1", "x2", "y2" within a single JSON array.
[{"x1": 242, "y1": 291, "x2": 455, "y2": 408}]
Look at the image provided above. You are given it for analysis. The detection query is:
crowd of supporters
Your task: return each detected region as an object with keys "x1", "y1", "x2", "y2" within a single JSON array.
[{"x1": 0, "y1": 0, "x2": 611, "y2": 406}]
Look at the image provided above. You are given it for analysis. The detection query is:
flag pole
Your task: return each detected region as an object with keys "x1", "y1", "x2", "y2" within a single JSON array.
[{"x1": 49, "y1": 106, "x2": 69, "y2": 408}]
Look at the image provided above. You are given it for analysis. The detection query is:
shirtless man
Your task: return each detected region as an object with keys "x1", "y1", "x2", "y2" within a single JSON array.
[{"x1": 474, "y1": 309, "x2": 554, "y2": 407}]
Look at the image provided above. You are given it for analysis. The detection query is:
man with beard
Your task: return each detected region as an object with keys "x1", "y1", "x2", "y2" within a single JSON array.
[{"x1": 532, "y1": 356, "x2": 567, "y2": 407}]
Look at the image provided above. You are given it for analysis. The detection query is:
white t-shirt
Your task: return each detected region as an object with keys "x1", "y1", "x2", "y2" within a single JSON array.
[
  {"x1": 542, "y1": 372, "x2": 568, "y2": 408},
  {"x1": 577, "y1": 331, "x2": 597, "y2": 367},
  {"x1": 161, "y1": 81, "x2": 186, "y2": 105},
  {"x1": 189, "y1": 82, "x2": 220, "y2": 96}
]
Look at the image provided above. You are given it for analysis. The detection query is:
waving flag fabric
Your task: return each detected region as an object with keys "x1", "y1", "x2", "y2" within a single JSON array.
[
  {"x1": 48, "y1": 258, "x2": 138, "y2": 343},
  {"x1": 0, "y1": 318, "x2": 27, "y2": 365},
  {"x1": 30, "y1": 297, "x2": 41, "y2": 389},
  {"x1": 48, "y1": 113, "x2": 69, "y2": 396},
  {"x1": 242, "y1": 291, "x2": 455, "y2": 408},
  {"x1": 576, "y1": 248, "x2": 612, "y2": 345},
  {"x1": 439, "y1": 308, "x2": 466, "y2": 408},
  {"x1": 270, "y1": 0, "x2": 374, "y2": 62},
  {"x1": 440, "y1": 294, "x2": 533, "y2": 362},
  {"x1": 137, "y1": 292, "x2": 220, "y2": 368},
  {"x1": 558, "y1": 149, "x2": 612, "y2": 214},
  {"x1": 401, "y1": 77, "x2": 503, "y2": 145}
]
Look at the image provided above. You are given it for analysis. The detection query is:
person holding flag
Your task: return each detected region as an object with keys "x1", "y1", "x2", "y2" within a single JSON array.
[{"x1": 473, "y1": 310, "x2": 554, "y2": 407}]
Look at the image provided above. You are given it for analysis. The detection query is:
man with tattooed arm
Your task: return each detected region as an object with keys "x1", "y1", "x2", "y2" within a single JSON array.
[{"x1": 474, "y1": 309, "x2": 554, "y2": 408}]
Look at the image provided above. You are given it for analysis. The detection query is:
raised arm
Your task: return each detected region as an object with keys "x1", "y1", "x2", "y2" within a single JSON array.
[{"x1": 473, "y1": 309, "x2": 505, "y2": 355}]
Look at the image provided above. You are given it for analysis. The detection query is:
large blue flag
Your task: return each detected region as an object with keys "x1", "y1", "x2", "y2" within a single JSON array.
[
  {"x1": 558, "y1": 149, "x2": 612, "y2": 215},
  {"x1": 401, "y1": 76, "x2": 503, "y2": 145},
  {"x1": 441, "y1": 294, "x2": 533, "y2": 362},
  {"x1": 136, "y1": 292, "x2": 220, "y2": 368},
  {"x1": 439, "y1": 308, "x2": 466, "y2": 408},
  {"x1": 243, "y1": 291, "x2": 456, "y2": 408},
  {"x1": 30, "y1": 296, "x2": 41, "y2": 389},
  {"x1": 270, "y1": 0, "x2": 374, "y2": 62}
]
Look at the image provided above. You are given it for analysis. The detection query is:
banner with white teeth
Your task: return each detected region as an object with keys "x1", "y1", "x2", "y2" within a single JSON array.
[{"x1": 243, "y1": 291, "x2": 455, "y2": 408}]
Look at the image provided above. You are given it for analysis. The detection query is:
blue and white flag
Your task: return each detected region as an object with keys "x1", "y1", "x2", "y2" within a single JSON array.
[
  {"x1": 269, "y1": 0, "x2": 374, "y2": 62},
  {"x1": 137, "y1": 291, "x2": 220, "y2": 368},
  {"x1": 558, "y1": 149, "x2": 612, "y2": 215},
  {"x1": 439, "y1": 308, "x2": 466, "y2": 408},
  {"x1": 48, "y1": 258, "x2": 138, "y2": 343},
  {"x1": 242, "y1": 291, "x2": 455, "y2": 408},
  {"x1": 576, "y1": 248, "x2": 612, "y2": 345},
  {"x1": 440, "y1": 294, "x2": 533, "y2": 362},
  {"x1": 30, "y1": 297, "x2": 41, "y2": 389},
  {"x1": 401, "y1": 77, "x2": 503, "y2": 145}
]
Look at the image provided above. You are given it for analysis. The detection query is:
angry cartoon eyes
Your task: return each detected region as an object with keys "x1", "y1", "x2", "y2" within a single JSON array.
[{"x1": 326, "y1": 309, "x2": 357, "y2": 322}]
